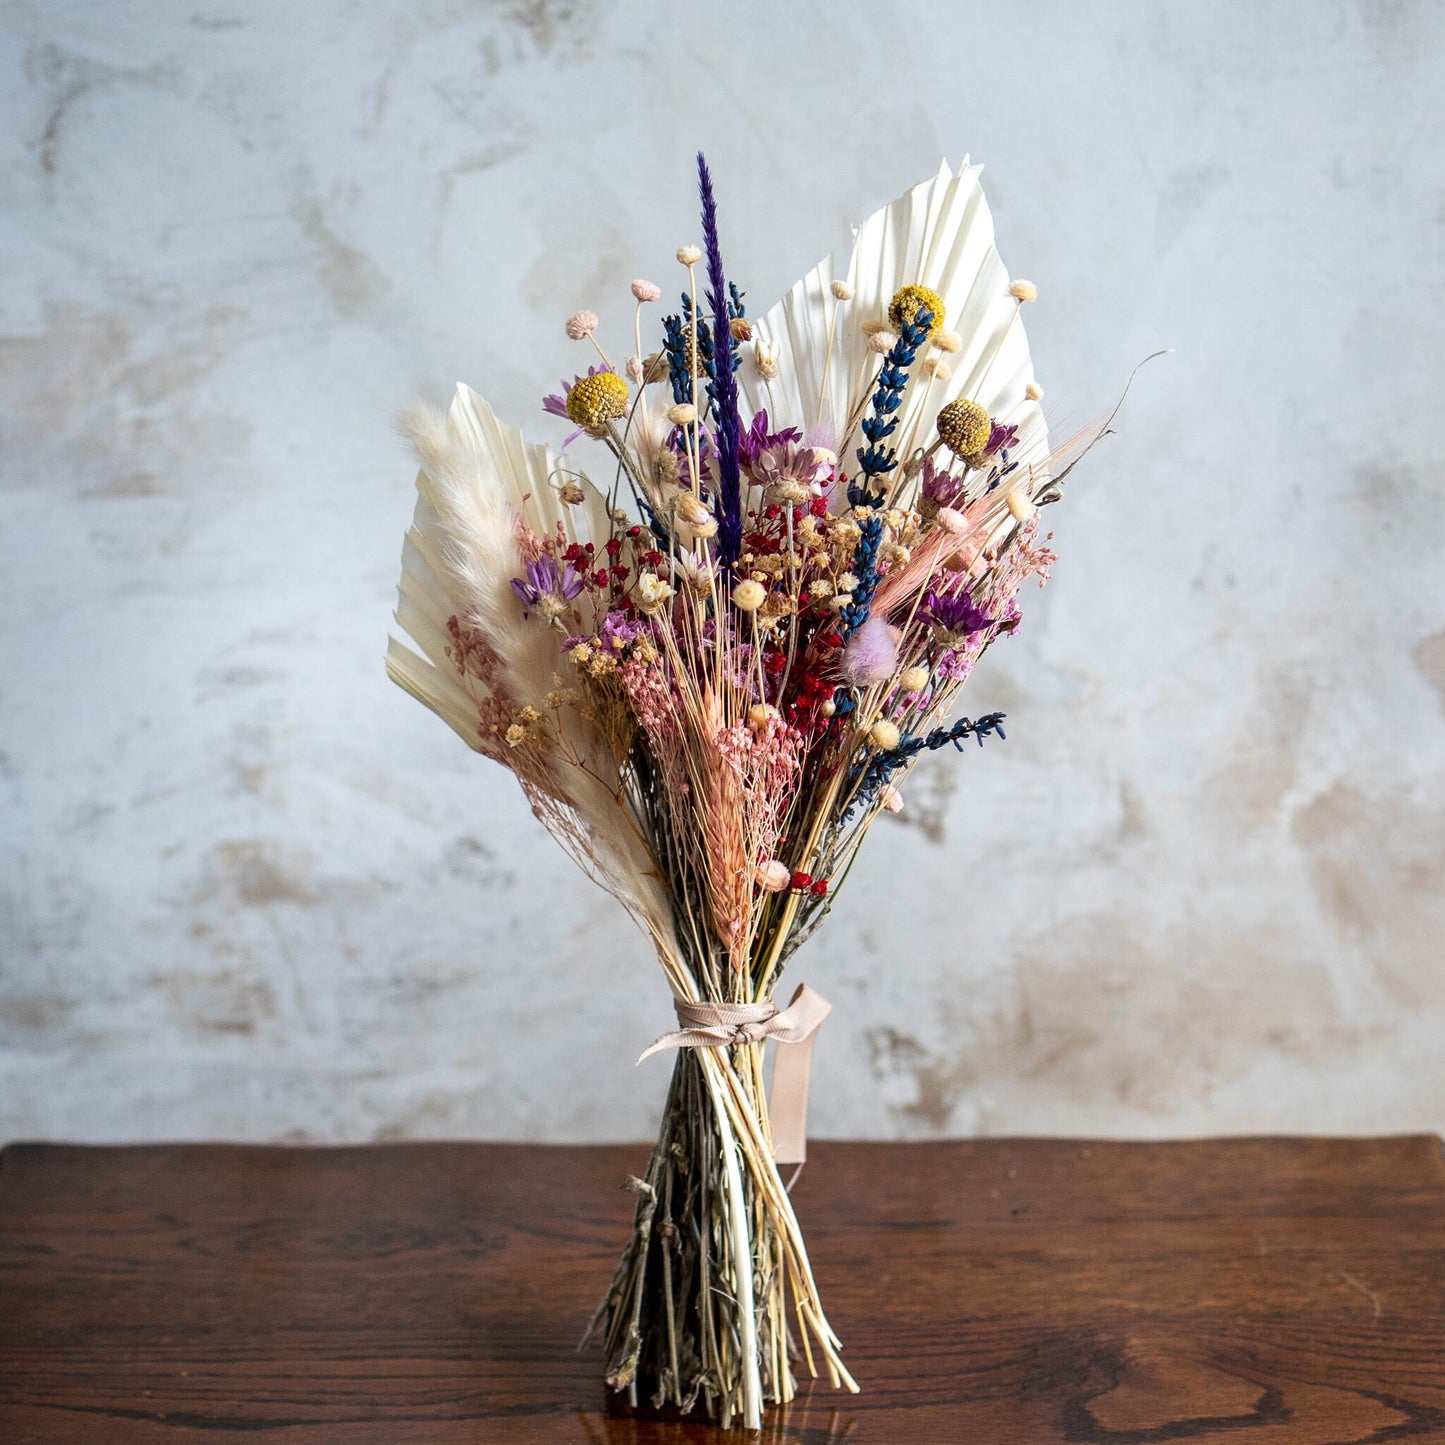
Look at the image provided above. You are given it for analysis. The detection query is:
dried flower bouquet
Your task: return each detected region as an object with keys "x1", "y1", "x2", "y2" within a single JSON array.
[{"x1": 388, "y1": 155, "x2": 1071, "y2": 1428}]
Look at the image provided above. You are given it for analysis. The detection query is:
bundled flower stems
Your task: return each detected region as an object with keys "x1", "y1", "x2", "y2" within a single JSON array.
[{"x1": 389, "y1": 156, "x2": 1084, "y2": 1428}]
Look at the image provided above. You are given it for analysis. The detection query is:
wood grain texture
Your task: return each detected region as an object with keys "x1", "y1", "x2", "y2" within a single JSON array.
[{"x1": 1, "y1": 1137, "x2": 1442, "y2": 1442}]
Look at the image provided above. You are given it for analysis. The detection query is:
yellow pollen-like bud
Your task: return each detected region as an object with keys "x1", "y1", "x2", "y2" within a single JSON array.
[
  {"x1": 888, "y1": 283, "x2": 945, "y2": 336},
  {"x1": 936, "y1": 398, "x2": 992, "y2": 458},
  {"x1": 564, "y1": 371, "x2": 630, "y2": 430}
]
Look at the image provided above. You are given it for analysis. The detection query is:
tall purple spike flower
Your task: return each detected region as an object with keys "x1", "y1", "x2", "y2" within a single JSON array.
[{"x1": 697, "y1": 151, "x2": 743, "y2": 569}]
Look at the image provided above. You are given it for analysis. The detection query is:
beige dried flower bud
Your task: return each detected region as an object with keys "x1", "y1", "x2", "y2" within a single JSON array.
[
  {"x1": 731, "y1": 579, "x2": 767, "y2": 612},
  {"x1": 1006, "y1": 489, "x2": 1037, "y2": 522},
  {"x1": 631, "y1": 279, "x2": 661, "y2": 302},
  {"x1": 676, "y1": 244, "x2": 703, "y2": 265},
  {"x1": 900, "y1": 665, "x2": 930, "y2": 693},
  {"x1": 667, "y1": 402, "x2": 698, "y2": 427},
  {"x1": 753, "y1": 341, "x2": 780, "y2": 380},
  {"x1": 820, "y1": 697, "x2": 837, "y2": 717},
  {"x1": 879, "y1": 784, "x2": 904, "y2": 813},
  {"x1": 556, "y1": 478, "x2": 585, "y2": 505},
  {"x1": 859, "y1": 318, "x2": 891, "y2": 337},
  {"x1": 1008, "y1": 279, "x2": 1038, "y2": 303},
  {"x1": 835, "y1": 572, "x2": 859, "y2": 593},
  {"x1": 935, "y1": 505, "x2": 969, "y2": 535},
  {"x1": 1025, "y1": 380, "x2": 1044, "y2": 400},
  {"x1": 729, "y1": 317, "x2": 753, "y2": 342},
  {"x1": 922, "y1": 354, "x2": 951, "y2": 380},
  {"x1": 933, "y1": 329, "x2": 963, "y2": 354},
  {"x1": 866, "y1": 330, "x2": 899, "y2": 354},
  {"x1": 624, "y1": 355, "x2": 645, "y2": 384},
  {"x1": 868, "y1": 719, "x2": 901, "y2": 751},
  {"x1": 755, "y1": 858, "x2": 791, "y2": 892},
  {"x1": 831, "y1": 279, "x2": 854, "y2": 301}
]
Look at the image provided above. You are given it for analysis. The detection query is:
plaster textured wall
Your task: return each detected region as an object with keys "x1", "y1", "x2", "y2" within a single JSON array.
[{"x1": 3, "y1": 1, "x2": 1443, "y2": 1144}]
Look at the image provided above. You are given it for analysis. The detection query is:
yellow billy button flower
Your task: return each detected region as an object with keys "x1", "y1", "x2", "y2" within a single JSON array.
[
  {"x1": 888, "y1": 283, "x2": 945, "y2": 336},
  {"x1": 565, "y1": 371, "x2": 630, "y2": 432},
  {"x1": 936, "y1": 398, "x2": 992, "y2": 459}
]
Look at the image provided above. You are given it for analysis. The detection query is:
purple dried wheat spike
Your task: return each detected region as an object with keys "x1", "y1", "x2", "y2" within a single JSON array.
[{"x1": 697, "y1": 151, "x2": 743, "y2": 568}]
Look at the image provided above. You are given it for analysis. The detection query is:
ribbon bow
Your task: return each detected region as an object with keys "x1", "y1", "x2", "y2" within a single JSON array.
[{"x1": 637, "y1": 983, "x2": 831, "y2": 1168}]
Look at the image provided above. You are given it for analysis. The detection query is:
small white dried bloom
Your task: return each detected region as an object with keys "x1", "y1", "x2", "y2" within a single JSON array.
[
  {"x1": 879, "y1": 784, "x2": 904, "y2": 813},
  {"x1": 676, "y1": 244, "x2": 703, "y2": 265},
  {"x1": 868, "y1": 718, "x2": 901, "y2": 750},
  {"x1": 922, "y1": 355, "x2": 951, "y2": 380},
  {"x1": 766, "y1": 478, "x2": 811, "y2": 508},
  {"x1": 1006, "y1": 489, "x2": 1037, "y2": 522},
  {"x1": 667, "y1": 402, "x2": 698, "y2": 426},
  {"x1": 936, "y1": 506, "x2": 969, "y2": 535},
  {"x1": 1025, "y1": 380, "x2": 1044, "y2": 400},
  {"x1": 835, "y1": 572, "x2": 859, "y2": 593},
  {"x1": 634, "y1": 573, "x2": 674, "y2": 610},
  {"x1": 731, "y1": 579, "x2": 767, "y2": 612},
  {"x1": 1009, "y1": 279, "x2": 1038, "y2": 303},
  {"x1": 900, "y1": 665, "x2": 930, "y2": 693},
  {"x1": 880, "y1": 541, "x2": 910, "y2": 567},
  {"x1": 808, "y1": 579, "x2": 834, "y2": 600},
  {"x1": 565, "y1": 309, "x2": 598, "y2": 340},
  {"x1": 933, "y1": 329, "x2": 963, "y2": 354},
  {"x1": 753, "y1": 341, "x2": 780, "y2": 380},
  {"x1": 866, "y1": 330, "x2": 898, "y2": 354},
  {"x1": 831, "y1": 279, "x2": 854, "y2": 301}
]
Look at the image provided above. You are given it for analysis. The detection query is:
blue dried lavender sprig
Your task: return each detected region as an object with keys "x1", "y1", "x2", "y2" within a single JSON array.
[
  {"x1": 847, "y1": 306, "x2": 933, "y2": 507},
  {"x1": 662, "y1": 308, "x2": 714, "y2": 406},
  {"x1": 836, "y1": 512, "x2": 883, "y2": 636},
  {"x1": 697, "y1": 150, "x2": 744, "y2": 569},
  {"x1": 842, "y1": 712, "x2": 1008, "y2": 821}
]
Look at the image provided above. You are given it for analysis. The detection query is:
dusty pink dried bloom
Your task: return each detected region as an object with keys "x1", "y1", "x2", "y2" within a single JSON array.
[
  {"x1": 631, "y1": 279, "x2": 662, "y2": 302},
  {"x1": 565, "y1": 309, "x2": 599, "y2": 340}
]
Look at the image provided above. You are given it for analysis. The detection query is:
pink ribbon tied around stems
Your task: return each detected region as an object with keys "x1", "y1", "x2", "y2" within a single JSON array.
[{"x1": 637, "y1": 983, "x2": 831, "y2": 1169}]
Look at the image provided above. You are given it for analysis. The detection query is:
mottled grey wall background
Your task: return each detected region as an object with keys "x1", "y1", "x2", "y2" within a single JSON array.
[{"x1": 3, "y1": 1, "x2": 1442, "y2": 1144}]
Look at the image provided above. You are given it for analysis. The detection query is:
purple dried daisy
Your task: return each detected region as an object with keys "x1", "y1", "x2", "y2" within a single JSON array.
[{"x1": 919, "y1": 588, "x2": 993, "y2": 648}]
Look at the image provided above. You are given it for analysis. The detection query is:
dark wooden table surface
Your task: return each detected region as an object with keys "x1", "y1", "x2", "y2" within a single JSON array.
[{"x1": 2, "y1": 1137, "x2": 1442, "y2": 1443}]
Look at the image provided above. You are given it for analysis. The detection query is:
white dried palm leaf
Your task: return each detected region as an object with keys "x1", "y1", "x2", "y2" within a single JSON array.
[
  {"x1": 388, "y1": 386, "x2": 675, "y2": 942},
  {"x1": 739, "y1": 159, "x2": 1049, "y2": 489}
]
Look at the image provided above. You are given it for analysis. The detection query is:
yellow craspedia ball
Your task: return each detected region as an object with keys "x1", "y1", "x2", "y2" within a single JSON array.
[
  {"x1": 565, "y1": 371, "x2": 630, "y2": 430},
  {"x1": 888, "y1": 284, "x2": 945, "y2": 336},
  {"x1": 936, "y1": 398, "x2": 992, "y2": 458}
]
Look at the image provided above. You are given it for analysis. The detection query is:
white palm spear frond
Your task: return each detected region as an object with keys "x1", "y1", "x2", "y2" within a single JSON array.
[
  {"x1": 738, "y1": 158, "x2": 1048, "y2": 484},
  {"x1": 387, "y1": 385, "x2": 674, "y2": 941}
]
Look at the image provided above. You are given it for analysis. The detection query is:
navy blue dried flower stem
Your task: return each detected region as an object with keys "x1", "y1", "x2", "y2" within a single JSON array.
[
  {"x1": 843, "y1": 711, "x2": 1008, "y2": 820},
  {"x1": 697, "y1": 151, "x2": 744, "y2": 569},
  {"x1": 835, "y1": 307, "x2": 934, "y2": 648}
]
